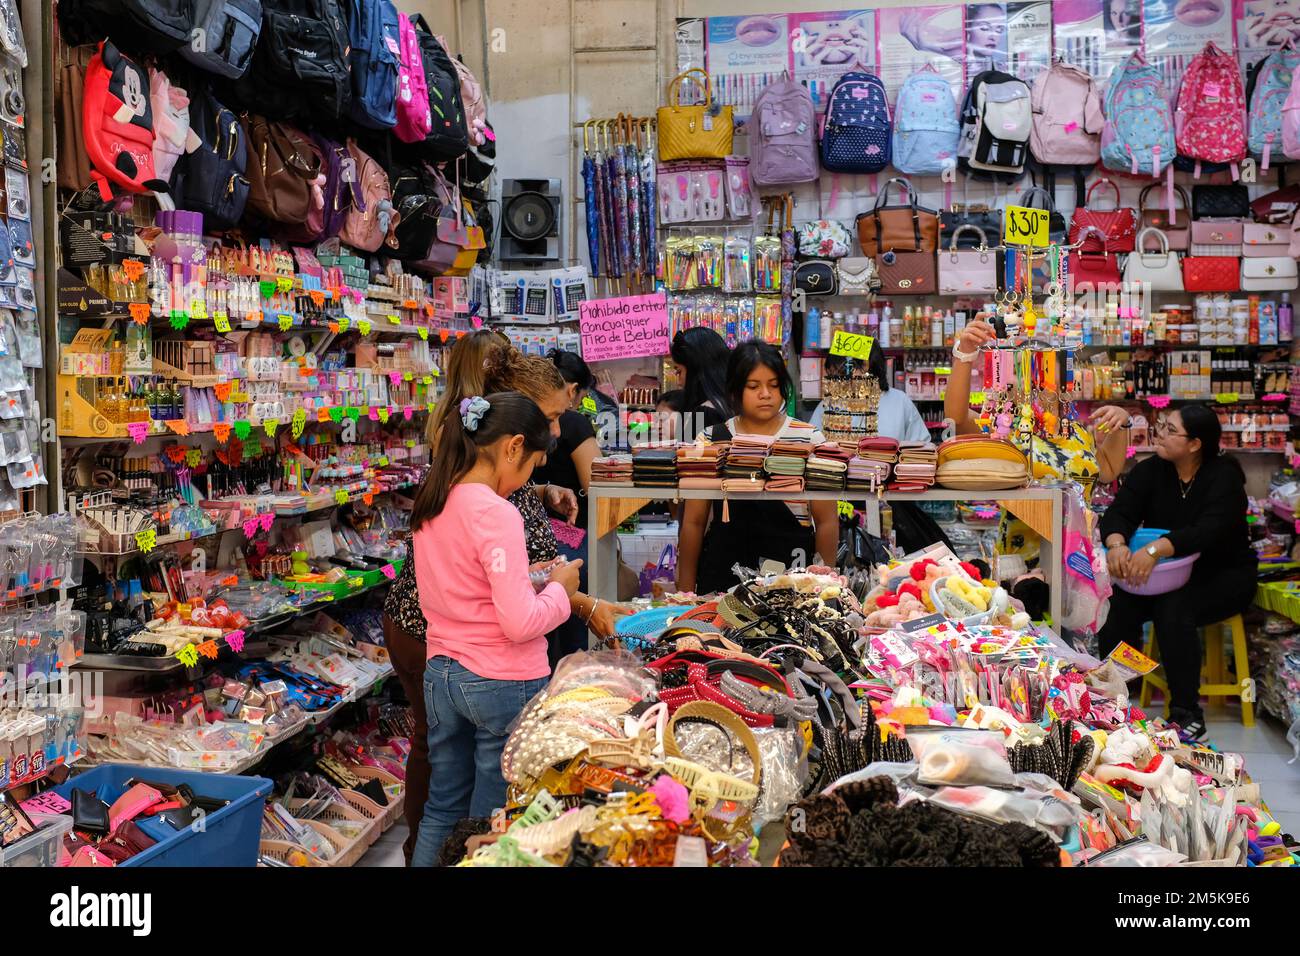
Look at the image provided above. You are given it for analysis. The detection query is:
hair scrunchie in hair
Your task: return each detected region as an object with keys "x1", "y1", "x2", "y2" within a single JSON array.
[{"x1": 460, "y1": 395, "x2": 490, "y2": 432}]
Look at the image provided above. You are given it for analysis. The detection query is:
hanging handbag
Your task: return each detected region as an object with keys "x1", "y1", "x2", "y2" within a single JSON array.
[
  {"x1": 1241, "y1": 257, "x2": 1299, "y2": 291},
  {"x1": 1017, "y1": 186, "x2": 1068, "y2": 243},
  {"x1": 1250, "y1": 183, "x2": 1300, "y2": 223},
  {"x1": 1067, "y1": 178, "x2": 1136, "y2": 252},
  {"x1": 794, "y1": 259, "x2": 837, "y2": 297},
  {"x1": 1243, "y1": 222, "x2": 1290, "y2": 258},
  {"x1": 243, "y1": 115, "x2": 323, "y2": 224},
  {"x1": 856, "y1": 177, "x2": 939, "y2": 257},
  {"x1": 1191, "y1": 183, "x2": 1250, "y2": 220},
  {"x1": 875, "y1": 249, "x2": 937, "y2": 295},
  {"x1": 797, "y1": 220, "x2": 852, "y2": 259},
  {"x1": 1139, "y1": 183, "x2": 1190, "y2": 251},
  {"x1": 836, "y1": 257, "x2": 879, "y2": 295},
  {"x1": 940, "y1": 204, "x2": 1002, "y2": 249},
  {"x1": 657, "y1": 69, "x2": 734, "y2": 162},
  {"x1": 1123, "y1": 227, "x2": 1184, "y2": 292},
  {"x1": 939, "y1": 225, "x2": 998, "y2": 295},
  {"x1": 1182, "y1": 256, "x2": 1241, "y2": 292},
  {"x1": 1068, "y1": 227, "x2": 1121, "y2": 287}
]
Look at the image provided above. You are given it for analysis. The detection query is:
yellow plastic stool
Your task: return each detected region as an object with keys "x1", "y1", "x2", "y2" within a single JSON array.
[{"x1": 1139, "y1": 614, "x2": 1253, "y2": 727}]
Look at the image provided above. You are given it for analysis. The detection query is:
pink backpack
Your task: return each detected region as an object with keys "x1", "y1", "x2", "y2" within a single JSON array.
[
  {"x1": 1029, "y1": 62, "x2": 1103, "y2": 167},
  {"x1": 437, "y1": 35, "x2": 487, "y2": 146},
  {"x1": 1175, "y1": 42, "x2": 1247, "y2": 171},
  {"x1": 394, "y1": 13, "x2": 432, "y2": 144},
  {"x1": 339, "y1": 139, "x2": 399, "y2": 253}
]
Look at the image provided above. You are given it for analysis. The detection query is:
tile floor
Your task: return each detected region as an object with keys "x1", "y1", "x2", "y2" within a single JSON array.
[{"x1": 357, "y1": 714, "x2": 1299, "y2": 867}]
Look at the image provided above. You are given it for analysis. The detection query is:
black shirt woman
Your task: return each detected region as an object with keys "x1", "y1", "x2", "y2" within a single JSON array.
[
  {"x1": 1097, "y1": 405, "x2": 1257, "y2": 740},
  {"x1": 670, "y1": 327, "x2": 732, "y2": 441},
  {"x1": 676, "y1": 342, "x2": 840, "y2": 595},
  {"x1": 533, "y1": 349, "x2": 604, "y2": 664}
]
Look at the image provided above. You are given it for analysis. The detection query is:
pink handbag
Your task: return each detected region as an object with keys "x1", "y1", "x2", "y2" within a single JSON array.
[
  {"x1": 1190, "y1": 220, "x2": 1243, "y2": 245},
  {"x1": 107, "y1": 783, "x2": 164, "y2": 834},
  {"x1": 939, "y1": 225, "x2": 998, "y2": 295},
  {"x1": 1243, "y1": 222, "x2": 1289, "y2": 258}
]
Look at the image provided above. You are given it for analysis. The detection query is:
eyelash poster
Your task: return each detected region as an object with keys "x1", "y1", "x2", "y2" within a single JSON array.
[
  {"x1": 1007, "y1": 3, "x2": 1054, "y2": 83},
  {"x1": 790, "y1": 10, "x2": 877, "y2": 113},
  {"x1": 1053, "y1": 0, "x2": 1137, "y2": 83},
  {"x1": 877, "y1": 5, "x2": 966, "y2": 102},
  {"x1": 704, "y1": 14, "x2": 792, "y2": 119}
]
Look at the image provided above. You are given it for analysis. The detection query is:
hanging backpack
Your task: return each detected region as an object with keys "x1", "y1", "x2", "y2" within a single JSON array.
[
  {"x1": 83, "y1": 40, "x2": 169, "y2": 202},
  {"x1": 57, "y1": 0, "x2": 191, "y2": 55},
  {"x1": 437, "y1": 34, "x2": 487, "y2": 146},
  {"x1": 181, "y1": 0, "x2": 262, "y2": 79},
  {"x1": 749, "y1": 76, "x2": 818, "y2": 186},
  {"x1": 343, "y1": 0, "x2": 399, "y2": 130},
  {"x1": 1278, "y1": 54, "x2": 1300, "y2": 162},
  {"x1": 892, "y1": 67, "x2": 959, "y2": 177},
  {"x1": 237, "y1": 0, "x2": 351, "y2": 122},
  {"x1": 149, "y1": 68, "x2": 191, "y2": 191},
  {"x1": 958, "y1": 70, "x2": 1032, "y2": 180},
  {"x1": 410, "y1": 14, "x2": 469, "y2": 163},
  {"x1": 242, "y1": 114, "x2": 324, "y2": 224},
  {"x1": 1246, "y1": 47, "x2": 1299, "y2": 170},
  {"x1": 1030, "y1": 62, "x2": 1102, "y2": 167},
  {"x1": 393, "y1": 12, "x2": 432, "y2": 144},
  {"x1": 171, "y1": 88, "x2": 249, "y2": 230},
  {"x1": 1100, "y1": 53, "x2": 1176, "y2": 178},
  {"x1": 339, "y1": 138, "x2": 398, "y2": 253},
  {"x1": 819, "y1": 71, "x2": 891, "y2": 174},
  {"x1": 1175, "y1": 42, "x2": 1247, "y2": 174}
]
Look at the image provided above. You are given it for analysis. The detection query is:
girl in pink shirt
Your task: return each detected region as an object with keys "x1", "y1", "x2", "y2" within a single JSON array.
[{"x1": 409, "y1": 392, "x2": 582, "y2": 867}]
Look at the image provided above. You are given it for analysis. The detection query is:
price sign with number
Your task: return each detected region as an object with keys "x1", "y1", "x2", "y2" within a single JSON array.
[
  {"x1": 829, "y1": 331, "x2": 874, "y2": 360},
  {"x1": 1003, "y1": 205, "x2": 1050, "y2": 247}
]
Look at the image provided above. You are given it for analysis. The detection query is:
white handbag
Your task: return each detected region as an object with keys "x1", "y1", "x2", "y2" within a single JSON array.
[
  {"x1": 836, "y1": 257, "x2": 878, "y2": 295},
  {"x1": 1240, "y1": 257, "x2": 1299, "y2": 291},
  {"x1": 1243, "y1": 222, "x2": 1290, "y2": 258},
  {"x1": 1123, "y1": 227, "x2": 1184, "y2": 292},
  {"x1": 938, "y1": 225, "x2": 998, "y2": 295}
]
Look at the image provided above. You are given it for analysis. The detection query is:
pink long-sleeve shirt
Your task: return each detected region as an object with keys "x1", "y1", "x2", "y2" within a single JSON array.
[{"x1": 412, "y1": 482, "x2": 570, "y2": 680}]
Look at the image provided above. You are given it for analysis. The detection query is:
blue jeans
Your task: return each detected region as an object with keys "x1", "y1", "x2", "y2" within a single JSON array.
[
  {"x1": 547, "y1": 539, "x2": 590, "y2": 669},
  {"x1": 409, "y1": 656, "x2": 549, "y2": 867}
]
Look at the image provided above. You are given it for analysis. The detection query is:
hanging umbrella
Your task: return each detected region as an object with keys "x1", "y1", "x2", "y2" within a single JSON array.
[
  {"x1": 581, "y1": 121, "x2": 601, "y2": 278},
  {"x1": 591, "y1": 121, "x2": 614, "y2": 283},
  {"x1": 640, "y1": 119, "x2": 657, "y2": 285},
  {"x1": 607, "y1": 118, "x2": 630, "y2": 281},
  {"x1": 622, "y1": 116, "x2": 643, "y2": 282}
]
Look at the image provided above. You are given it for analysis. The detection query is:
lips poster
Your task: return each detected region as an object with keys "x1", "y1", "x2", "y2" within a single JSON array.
[
  {"x1": 704, "y1": 14, "x2": 791, "y2": 119},
  {"x1": 876, "y1": 5, "x2": 966, "y2": 101},
  {"x1": 1144, "y1": 0, "x2": 1236, "y2": 56},
  {"x1": 790, "y1": 10, "x2": 876, "y2": 113},
  {"x1": 1239, "y1": 0, "x2": 1300, "y2": 49}
]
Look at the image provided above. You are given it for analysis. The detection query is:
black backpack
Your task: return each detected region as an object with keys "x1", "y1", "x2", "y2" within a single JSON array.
[
  {"x1": 171, "y1": 88, "x2": 249, "y2": 230},
  {"x1": 57, "y1": 0, "x2": 192, "y2": 54},
  {"x1": 180, "y1": 0, "x2": 261, "y2": 79},
  {"x1": 410, "y1": 14, "x2": 468, "y2": 162},
  {"x1": 236, "y1": 0, "x2": 350, "y2": 121}
]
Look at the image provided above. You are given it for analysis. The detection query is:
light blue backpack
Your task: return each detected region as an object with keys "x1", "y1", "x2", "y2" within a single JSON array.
[
  {"x1": 892, "y1": 67, "x2": 960, "y2": 176},
  {"x1": 1248, "y1": 48, "x2": 1300, "y2": 169},
  {"x1": 1100, "y1": 53, "x2": 1175, "y2": 177}
]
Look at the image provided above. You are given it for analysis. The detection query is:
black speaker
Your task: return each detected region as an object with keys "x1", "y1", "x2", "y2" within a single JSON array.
[{"x1": 500, "y1": 179, "x2": 561, "y2": 263}]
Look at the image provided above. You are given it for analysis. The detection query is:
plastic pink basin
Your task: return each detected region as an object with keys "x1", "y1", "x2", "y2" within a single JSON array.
[{"x1": 1114, "y1": 553, "x2": 1201, "y2": 596}]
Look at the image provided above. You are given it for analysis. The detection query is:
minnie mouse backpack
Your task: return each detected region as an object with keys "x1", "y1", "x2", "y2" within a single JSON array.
[{"x1": 83, "y1": 41, "x2": 168, "y2": 202}]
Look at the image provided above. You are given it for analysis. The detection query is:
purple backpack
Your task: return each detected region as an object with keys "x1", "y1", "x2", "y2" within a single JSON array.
[{"x1": 749, "y1": 77, "x2": 818, "y2": 186}]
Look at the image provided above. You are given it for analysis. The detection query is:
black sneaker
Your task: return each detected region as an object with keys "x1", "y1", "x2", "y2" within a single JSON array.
[{"x1": 1179, "y1": 716, "x2": 1208, "y2": 742}]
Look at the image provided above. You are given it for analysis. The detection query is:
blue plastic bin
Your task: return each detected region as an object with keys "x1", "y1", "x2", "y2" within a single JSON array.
[{"x1": 53, "y1": 765, "x2": 271, "y2": 867}]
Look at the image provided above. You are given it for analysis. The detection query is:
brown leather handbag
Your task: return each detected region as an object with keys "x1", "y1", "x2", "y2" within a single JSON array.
[
  {"x1": 875, "y1": 249, "x2": 937, "y2": 296},
  {"x1": 856, "y1": 177, "x2": 939, "y2": 257},
  {"x1": 243, "y1": 115, "x2": 323, "y2": 224},
  {"x1": 1139, "y1": 183, "x2": 1190, "y2": 252}
]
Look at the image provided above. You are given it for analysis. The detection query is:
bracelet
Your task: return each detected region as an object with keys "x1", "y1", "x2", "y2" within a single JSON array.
[
  {"x1": 583, "y1": 598, "x2": 600, "y2": 625},
  {"x1": 952, "y1": 342, "x2": 979, "y2": 364}
]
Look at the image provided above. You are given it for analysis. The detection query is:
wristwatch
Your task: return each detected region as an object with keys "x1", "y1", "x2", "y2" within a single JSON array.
[
  {"x1": 1145, "y1": 544, "x2": 1159, "y2": 557},
  {"x1": 952, "y1": 342, "x2": 979, "y2": 364}
]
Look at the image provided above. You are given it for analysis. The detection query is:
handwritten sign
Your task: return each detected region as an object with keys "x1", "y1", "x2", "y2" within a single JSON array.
[
  {"x1": 578, "y1": 293, "x2": 670, "y2": 362},
  {"x1": 1003, "y1": 205, "x2": 1050, "y2": 248},
  {"x1": 829, "y1": 331, "x2": 874, "y2": 360},
  {"x1": 550, "y1": 518, "x2": 587, "y2": 549}
]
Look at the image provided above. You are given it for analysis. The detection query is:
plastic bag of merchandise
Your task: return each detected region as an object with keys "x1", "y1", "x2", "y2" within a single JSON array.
[
  {"x1": 751, "y1": 726, "x2": 805, "y2": 827},
  {"x1": 1084, "y1": 836, "x2": 1188, "y2": 867},
  {"x1": 1060, "y1": 483, "x2": 1110, "y2": 642},
  {"x1": 906, "y1": 727, "x2": 1017, "y2": 788},
  {"x1": 546, "y1": 648, "x2": 657, "y2": 701}
]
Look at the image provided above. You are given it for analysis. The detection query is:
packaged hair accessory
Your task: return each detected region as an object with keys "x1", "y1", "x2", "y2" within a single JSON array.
[
  {"x1": 725, "y1": 156, "x2": 752, "y2": 219},
  {"x1": 907, "y1": 727, "x2": 1016, "y2": 788},
  {"x1": 754, "y1": 235, "x2": 781, "y2": 293},
  {"x1": 723, "y1": 235, "x2": 752, "y2": 293},
  {"x1": 666, "y1": 236, "x2": 696, "y2": 291}
]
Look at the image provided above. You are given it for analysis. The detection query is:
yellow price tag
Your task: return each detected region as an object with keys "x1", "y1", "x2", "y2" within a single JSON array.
[
  {"x1": 278, "y1": 313, "x2": 294, "y2": 332},
  {"x1": 581, "y1": 395, "x2": 598, "y2": 415},
  {"x1": 135, "y1": 529, "x2": 157, "y2": 553},
  {"x1": 337, "y1": 317, "x2": 350, "y2": 333},
  {"x1": 190, "y1": 301, "x2": 208, "y2": 319},
  {"x1": 214, "y1": 312, "x2": 231, "y2": 333},
  {"x1": 829, "y1": 330, "x2": 874, "y2": 360},
  {"x1": 387, "y1": 314, "x2": 400, "y2": 325},
  {"x1": 276, "y1": 276, "x2": 293, "y2": 293},
  {"x1": 418, "y1": 327, "x2": 429, "y2": 340},
  {"x1": 358, "y1": 319, "x2": 371, "y2": 336},
  {"x1": 836, "y1": 501, "x2": 855, "y2": 519},
  {"x1": 334, "y1": 490, "x2": 349, "y2": 506},
  {"x1": 1003, "y1": 205, "x2": 1050, "y2": 247},
  {"x1": 970, "y1": 391, "x2": 987, "y2": 405},
  {"x1": 1215, "y1": 392, "x2": 1239, "y2": 404}
]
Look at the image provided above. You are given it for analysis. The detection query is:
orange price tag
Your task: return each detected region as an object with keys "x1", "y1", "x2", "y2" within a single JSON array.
[
  {"x1": 402, "y1": 300, "x2": 418, "y2": 309},
  {"x1": 121, "y1": 259, "x2": 145, "y2": 282},
  {"x1": 213, "y1": 423, "x2": 232, "y2": 444},
  {"x1": 439, "y1": 329, "x2": 450, "y2": 343},
  {"x1": 309, "y1": 290, "x2": 326, "y2": 307},
  {"x1": 128, "y1": 302, "x2": 152, "y2": 325},
  {"x1": 166, "y1": 419, "x2": 190, "y2": 436},
  {"x1": 246, "y1": 311, "x2": 263, "y2": 325}
]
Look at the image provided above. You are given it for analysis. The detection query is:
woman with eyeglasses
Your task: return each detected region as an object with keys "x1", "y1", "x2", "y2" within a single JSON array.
[{"x1": 1096, "y1": 405, "x2": 1257, "y2": 740}]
